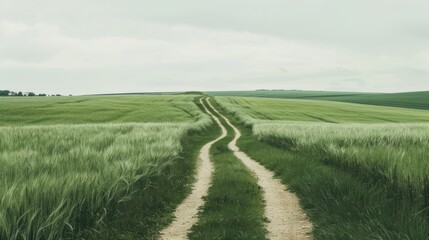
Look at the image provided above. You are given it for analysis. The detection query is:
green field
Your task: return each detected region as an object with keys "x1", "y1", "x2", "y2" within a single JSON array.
[
  {"x1": 216, "y1": 96, "x2": 429, "y2": 239},
  {"x1": 314, "y1": 91, "x2": 429, "y2": 110},
  {"x1": 254, "y1": 122, "x2": 429, "y2": 193},
  {"x1": 208, "y1": 90, "x2": 361, "y2": 99},
  {"x1": 0, "y1": 95, "x2": 211, "y2": 240},
  {"x1": 209, "y1": 90, "x2": 429, "y2": 110},
  {"x1": 0, "y1": 95, "x2": 198, "y2": 126},
  {"x1": 216, "y1": 96, "x2": 429, "y2": 124},
  {"x1": 3, "y1": 93, "x2": 429, "y2": 239},
  {"x1": 216, "y1": 96, "x2": 429, "y2": 190}
]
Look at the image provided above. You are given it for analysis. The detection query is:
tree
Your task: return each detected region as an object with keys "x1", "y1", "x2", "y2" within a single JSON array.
[
  {"x1": 38, "y1": 93, "x2": 47, "y2": 96},
  {"x1": 17, "y1": 91, "x2": 23, "y2": 96},
  {"x1": 28, "y1": 92, "x2": 36, "y2": 96},
  {"x1": 0, "y1": 90, "x2": 10, "y2": 96}
]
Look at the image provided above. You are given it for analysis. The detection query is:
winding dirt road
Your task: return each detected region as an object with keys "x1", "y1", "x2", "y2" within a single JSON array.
[
  {"x1": 160, "y1": 98, "x2": 312, "y2": 239},
  {"x1": 159, "y1": 98, "x2": 227, "y2": 240},
  {"x1": 206, "y1": 98, "x2": 313, "y2": 240}
]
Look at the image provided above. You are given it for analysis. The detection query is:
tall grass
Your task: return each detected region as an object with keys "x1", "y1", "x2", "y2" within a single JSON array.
[
  {"x1": 216, "y1": 96, "x2": 429, "y2": 235},
  {"x1": 214, "y1": 98, "x2": 256, "y2": 126},
  {"x1": 215, "y1": 97, "x2": 429, "y2": 238},
  {"x1": 0, "y1": 96, "x2": 212, "y2": 240},
  {"x1": 254, "y1": 122, "x2": 429, "y2": 210}
]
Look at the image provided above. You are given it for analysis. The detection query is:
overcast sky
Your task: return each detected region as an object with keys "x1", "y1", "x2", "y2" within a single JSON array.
[{"x1": 1, "y1": 0, "x2": 428, "y2": 95}]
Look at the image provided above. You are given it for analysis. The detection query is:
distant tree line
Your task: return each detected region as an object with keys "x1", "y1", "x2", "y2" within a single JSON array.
[{"x1": 0, "y1": 90, "x2": 67, "y2": 97}]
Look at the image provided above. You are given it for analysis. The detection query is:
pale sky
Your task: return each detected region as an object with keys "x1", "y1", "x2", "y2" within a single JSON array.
[{"x1": 1, "y1": 0, "x2": 428, "y2": 95}]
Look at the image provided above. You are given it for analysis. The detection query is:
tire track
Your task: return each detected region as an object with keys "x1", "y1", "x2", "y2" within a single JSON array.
[
  {"x1": 159, "y1": 98, "x2": 227, "y2": 240},
  {"x1": 206, "y1": 98, "x2": 313, "y2": 240}
]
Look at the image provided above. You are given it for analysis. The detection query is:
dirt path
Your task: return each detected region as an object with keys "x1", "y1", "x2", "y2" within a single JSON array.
[
  {"x1": 206, "y1": 99, "x2": 313, "y2": 240},
  {"x1": 159, "y1": 98, "x2": 227, "y2": 240}
]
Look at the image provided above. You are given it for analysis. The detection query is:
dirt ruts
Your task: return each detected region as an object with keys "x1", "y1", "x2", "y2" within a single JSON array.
[
  {"x1": 159, "y1": 98, "x2": 227, "y2": 240},
  {"x1": 160, "y1": 98, "x2": 312, "y2": 239},
  {"x1": 206, "y1": 98, "x2": 313, "y2": 240}
]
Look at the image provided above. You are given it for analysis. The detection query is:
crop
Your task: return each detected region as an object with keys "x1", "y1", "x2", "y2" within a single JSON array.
[
  {"x1": 0, "y1": 95, "x2": 211, "y2": 240},
  {"x1": 0, "y1": 95, "x2": 200, "y2": 126},
  {"x1": 216, "y1": 96, "x2": 429, "y2": 230},
  {"x1": 209, "y1": 90, "x2": 429, "y2": 110},
  {"x1": 216, "y1": 97, "x2": 429, "y2": 190},
  {"x1": 253, "y1": 122, "x2": 429, "y2": 208},
  {"x1": 215, "y1": 97, "x2": 429, "y2": 124}
]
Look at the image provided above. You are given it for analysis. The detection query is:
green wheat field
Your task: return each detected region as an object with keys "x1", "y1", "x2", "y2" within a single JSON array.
[{"x1": 1, "y1": 91, "x2": 429, "y2": 239}]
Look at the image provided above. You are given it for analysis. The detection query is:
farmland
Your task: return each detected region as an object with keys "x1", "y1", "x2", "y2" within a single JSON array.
[
  {"x1": 0, "y1": 95, "x2": 200, "y2": 126},
  {"x1": 209, "y1": 90, "x2": 429, "y2": 110},
  {"x1": 0, "y1": 95, "x2": 211, "y2": 240},
  {"x1": 216, "y1": 96, "x2": 429, "y2": 124},
  {"x1": 216, "y1": 96, "x2": 429, "y2": 239},
  {"x1": 2, "y1": 93, "x2": 429, "y2": 240}
]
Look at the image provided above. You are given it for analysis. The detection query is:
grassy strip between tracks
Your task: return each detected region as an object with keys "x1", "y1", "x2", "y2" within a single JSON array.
[
  {"x1": 84, "y1": 97, "x2": 219, "y2": 240},
  {"x1": 212, "y1": 99, "x2": 429, "y2": 240},
  {"x1": 189, "y1": 98, "x2": 267, "y2": 240}
]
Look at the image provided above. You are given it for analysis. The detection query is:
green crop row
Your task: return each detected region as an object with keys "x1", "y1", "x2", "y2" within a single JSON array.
[
  {"x1": 0, "y1": 95, "x2": 211, "y2": 240},
  {"x1": 216, "y1": 96, "x2": 429, "y2": 238}
]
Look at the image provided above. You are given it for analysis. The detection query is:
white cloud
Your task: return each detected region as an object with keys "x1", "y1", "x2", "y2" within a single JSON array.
[
  {"x1": 0, "y1": 1, "x2": 428, "y2": 94},
  {"x1": 0, "y1": 21, "x2": 345, "y2": 72},
  {"x1": 1, "y1": 21, "x2": 29, "y2": 36}
]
